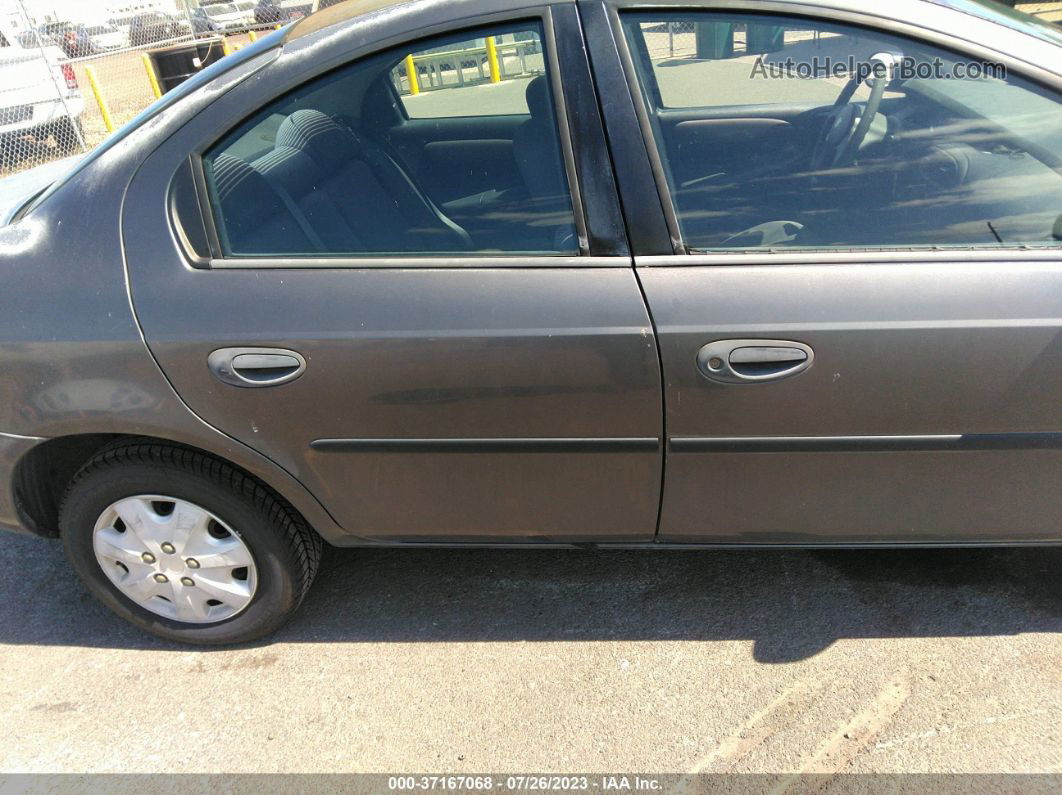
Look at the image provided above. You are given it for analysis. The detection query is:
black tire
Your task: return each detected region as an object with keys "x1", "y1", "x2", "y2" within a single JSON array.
[{"x1": 59, "y1": 440, "x2": 322, "y2": 645}]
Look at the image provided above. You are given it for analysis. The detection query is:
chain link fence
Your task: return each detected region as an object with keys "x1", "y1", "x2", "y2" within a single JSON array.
[
  {"x1": 0, "y1": 0, "x2": 284, "y2": 177},
  {"x1": 641, "y1": 20, "x2": 831, "y2": 63}
]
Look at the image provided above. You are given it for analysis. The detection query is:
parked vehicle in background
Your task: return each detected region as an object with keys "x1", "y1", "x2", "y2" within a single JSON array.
[
  {"x1": 108, "y1": 14, "x2": 137, "y2": 42},
  {"x1": 254, "y1": 0, "x2": 287, "y2": 24},
  {"x1": 31, "y1": 22, "x2": 94, "y2": 59},
  {"x1": 85, "y1": 23, "x2": 127, "y2": 53},
  {"x1": 196, "y1": 2, "x2": 257, "y2": 33},
  {"x1": 254, "y1": 0, "x2": 285, "y2": 24},
  {"x1": 0, "y1": 26, "x2": 83, "y2": 168},
  {"x1": 189, "y1": 8, "x2": 219, "y2": 35},
  {"x1": 254, "y1": 0, "x2": 318, "y2": 25},
  {"x1": 128, "y1": 12, "x2": 184, "y2": 47},
  {"x1": 190, "y1": 8, "x2": 222, "y2": 35}
]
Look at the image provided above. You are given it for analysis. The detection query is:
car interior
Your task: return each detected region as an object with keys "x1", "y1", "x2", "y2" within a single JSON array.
[
  {"x1": 205, "y1": 26, "x2": 578, "y2": 257},
  {"x1": 622, "y1": 14, "x2": 1062, "y2": 251}
]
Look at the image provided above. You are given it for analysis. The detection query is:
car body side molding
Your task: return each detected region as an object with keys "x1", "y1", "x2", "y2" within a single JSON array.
[
  {"x1": 311, "y1": 437, "x2": 660, "y2": 453},
  {"x1": 669, "y1": 433, "x2": 1062, "y2": 453}
]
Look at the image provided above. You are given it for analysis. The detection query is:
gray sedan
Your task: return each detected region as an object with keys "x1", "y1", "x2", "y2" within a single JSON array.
[{"x1": 1, "y1": 0, "x2": 1060, "y2": 644}]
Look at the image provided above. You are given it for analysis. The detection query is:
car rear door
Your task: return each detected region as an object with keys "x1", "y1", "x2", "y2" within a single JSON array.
[
  {"x1": 583, "y1": 0, "x2": 1062, "y2": 544},
  {"x1": 122, "y1": 2, "x2": 662, "y2": 544}
]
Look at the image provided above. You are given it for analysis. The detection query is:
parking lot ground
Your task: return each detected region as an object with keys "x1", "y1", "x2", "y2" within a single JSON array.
[{"x1": 0, "y1": 532, "x2": 1059, "y2": 775}]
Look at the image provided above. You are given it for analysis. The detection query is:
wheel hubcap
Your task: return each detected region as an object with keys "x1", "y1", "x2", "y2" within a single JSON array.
[{"x1": 92, "y1": 496, "x2": 257, "y2": 624}]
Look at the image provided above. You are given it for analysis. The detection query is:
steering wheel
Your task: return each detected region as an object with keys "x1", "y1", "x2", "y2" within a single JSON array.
[{"x1": 810, "y1": 53, "x2": 895, "y2": 171}]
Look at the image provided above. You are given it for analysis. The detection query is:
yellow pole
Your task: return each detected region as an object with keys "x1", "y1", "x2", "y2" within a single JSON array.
[
  {"x1": 84, "y1": 65, "x2": 114, "y2": 133},
  {"x1": 141, "y1": 51, "x2": 162, "y2": 99},
  {"x1": 275, "y1": 23, "x2": 282, "y2": 30},
  {"x1": 486, "y1": 36, "x2": 501, "y2": 83},
  {"x1": 404, "y1": 54, "x2": 419, "y2": 94},
  {"x1": 248, "y1": 30, "x2": 258, "y2": 42},
  {"x1": 222, "y1": 38, "x2": 233, "y2": 56}
]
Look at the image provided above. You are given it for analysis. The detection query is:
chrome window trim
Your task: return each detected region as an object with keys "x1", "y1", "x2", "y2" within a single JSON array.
[
  {"x1": 638, "y1": 250, "x2": 1062, "y2": 267},
  {"x1": 209, "y1": 255, "x2": 633, "y2": 270},
  {"x1": 608, "y1": 0, "x2": 1062, "y2": 260}
]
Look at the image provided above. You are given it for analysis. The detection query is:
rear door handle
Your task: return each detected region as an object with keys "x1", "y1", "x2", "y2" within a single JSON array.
[
  {"x1": 697, "y1": 339, "x2": 813, "y2": 383},
  {"x1": 208, "y1": 347, "x2": 306, "y2": 388}
]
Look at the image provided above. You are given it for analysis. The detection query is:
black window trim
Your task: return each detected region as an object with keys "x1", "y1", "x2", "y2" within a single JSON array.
[
  {"x1": 603, "y1": 0, "x2": 1062, "y2": 263},
  {"x1": 188, "y1": 6, "x2": 603, "y2": 268}
]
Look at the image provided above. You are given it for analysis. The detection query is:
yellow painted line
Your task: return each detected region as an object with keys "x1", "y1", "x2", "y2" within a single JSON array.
[
  {"x1": 84, "y1": 65, "x2": 114, "y2": 133},
  {"x1": 404, "y1": 53, "x2": 419, "y2": 94},
  {"x1": 141, "y1": 51, "x2": 162, "y2": 99},
  {"x1": 486, "y1": 36, "x2": 501, "y2": 83}
]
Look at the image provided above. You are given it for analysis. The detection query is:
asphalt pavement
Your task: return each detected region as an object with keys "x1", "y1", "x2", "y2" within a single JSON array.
[{"x1": 0, "y1": 531, "x2": 1059, "y2": 775}]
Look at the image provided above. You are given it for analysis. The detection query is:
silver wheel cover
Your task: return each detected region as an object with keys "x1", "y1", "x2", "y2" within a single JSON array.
[{"x1": 92, "y1": 495, "x2": 258, "y2": 624}]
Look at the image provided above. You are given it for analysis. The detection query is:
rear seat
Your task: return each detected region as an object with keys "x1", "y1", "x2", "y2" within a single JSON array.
[
  {"x1": 213, "y1": 109, "x2": 472, "y2": 255},
  {"x1": 211, "y1": 152, "x2": 315, "y2": 255}
]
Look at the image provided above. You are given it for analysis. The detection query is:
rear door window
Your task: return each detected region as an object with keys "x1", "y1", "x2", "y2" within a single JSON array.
[{"x1": 203, "y1": 21, "x2": 579, "y2": 257}]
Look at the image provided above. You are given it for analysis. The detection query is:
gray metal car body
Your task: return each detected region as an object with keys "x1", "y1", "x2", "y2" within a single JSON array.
[{"x1": 1, "y1": 0, "x2": 1061, "y2": 548}]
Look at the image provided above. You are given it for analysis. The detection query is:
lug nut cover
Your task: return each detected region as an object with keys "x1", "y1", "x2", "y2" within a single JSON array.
[
  {"x1": 180, "y1": 577, "x2": 195, "y2": 587},
  {"x1": 161, "y1": 542, "x2": 176, "y2": 554},
  {"x1": 153, "y1": 573, "x2": 168, "y2": 583}
]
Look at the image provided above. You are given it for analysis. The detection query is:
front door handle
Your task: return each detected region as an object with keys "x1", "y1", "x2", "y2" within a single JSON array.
[
  {"x1": 697, "y1": 339, "x2": 814, "y2": 384},
  {"x1": 208, "y1": 347, "x2": 306, "y2": 388}
]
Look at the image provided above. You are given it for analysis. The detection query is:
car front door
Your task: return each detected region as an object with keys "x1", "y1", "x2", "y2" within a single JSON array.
[
  {"x1": 122, "y1": 3, "x2": 663, "y2": 544},
  {"x1": 587, "y1": 1, "x2": 1062, "y2": 544}
]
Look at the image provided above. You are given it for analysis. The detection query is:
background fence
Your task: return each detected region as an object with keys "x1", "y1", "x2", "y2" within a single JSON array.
[
  {"x1": 1, "y1": 0, "x2": 1060, "y2": 179},
  {"x1": 0, "y1": 0, "x2": 279, "y2": 176}
]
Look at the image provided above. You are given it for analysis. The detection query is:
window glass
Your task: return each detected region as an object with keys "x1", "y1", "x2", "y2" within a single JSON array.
[
  {"x1": 390, "y1": 31, "x2": 546, "y2": 119},
  {"x1": 204, "y1": 22, "x2": 578, "y2": 258},
  {"x1": 623, "y1": 12, "x2": 1062, "y2": 252}
]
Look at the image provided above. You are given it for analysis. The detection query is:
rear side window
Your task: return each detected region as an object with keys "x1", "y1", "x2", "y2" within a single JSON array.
[
  {"x1": 202, "y1": 21, "x2": 578, "y2": 258},
  {"x1": 623, "y1": 12, "x2": 1062, "y2": 252}
]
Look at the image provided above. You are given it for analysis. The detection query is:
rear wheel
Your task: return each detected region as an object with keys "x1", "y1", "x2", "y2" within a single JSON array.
[{"x1": 60, "y1": 441, "x2": 322, "y2": 644}]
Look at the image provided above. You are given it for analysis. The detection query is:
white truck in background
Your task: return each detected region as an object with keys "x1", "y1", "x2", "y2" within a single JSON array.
[{"x1": 0, "y1": 22, "x2": 85, "y2": 167}]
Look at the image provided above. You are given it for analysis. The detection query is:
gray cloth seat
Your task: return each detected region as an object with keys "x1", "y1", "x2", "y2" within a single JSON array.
[
  {"x1": 513, "y1": 76, "x2": 568, "y2": 201},
  {"x1": 211, "y1": 152, "x2": 315, "y2": 255},
  {"x1": 214, "y1": 109, "x2": 472, "y2": 255}
]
